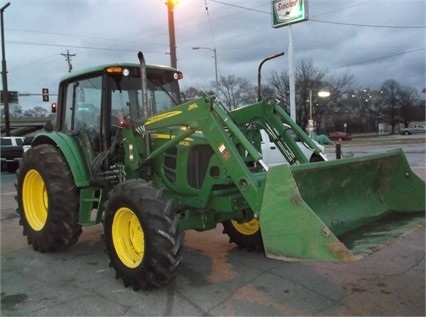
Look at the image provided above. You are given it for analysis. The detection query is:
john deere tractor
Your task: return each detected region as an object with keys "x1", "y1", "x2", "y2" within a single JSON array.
[{"x1": 16, "y1": 52, "x2": 425, "y2": 291}]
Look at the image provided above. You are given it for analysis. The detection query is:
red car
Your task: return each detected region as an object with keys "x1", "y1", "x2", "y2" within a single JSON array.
[{"x1": 328, "y1": 131, "x2": 352, "y2": 141}]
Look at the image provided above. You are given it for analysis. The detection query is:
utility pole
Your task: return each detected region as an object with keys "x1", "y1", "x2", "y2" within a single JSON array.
[
  {"x1": 1, "y1": 2, "x2": 11, "y2": 136},
  {"x1": 61, "y1": 50, "x2": 76, "y2": 73},
  {"x1": 167, "y1": 0, "x2": 177, "y2": 69}
]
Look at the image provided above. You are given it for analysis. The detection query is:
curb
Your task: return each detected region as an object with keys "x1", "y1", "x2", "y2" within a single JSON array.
[{"x1": 325, "y1": 137, "x2": 425, "y2": 147}]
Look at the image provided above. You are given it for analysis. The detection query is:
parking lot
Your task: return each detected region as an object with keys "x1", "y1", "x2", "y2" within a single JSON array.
[{"x1": 1, "y1": 138, "x2": 425, "y2": 316}]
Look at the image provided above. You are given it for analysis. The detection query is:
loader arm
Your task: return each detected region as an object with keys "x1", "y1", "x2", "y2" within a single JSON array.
[{"x1": 141, "y1": 95, "x2": 275, "y2": 214}]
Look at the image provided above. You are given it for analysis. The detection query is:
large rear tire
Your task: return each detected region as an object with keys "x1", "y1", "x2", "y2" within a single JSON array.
[
  {"x1": 16, "y1": 144, "x2": 82, "y2": 252},
  {"x1": 222, "y1": 218, "x2": 264, "y2": 251},
  {"x1": 103, "y1": 180, "x2": 184, "y2": 291}
]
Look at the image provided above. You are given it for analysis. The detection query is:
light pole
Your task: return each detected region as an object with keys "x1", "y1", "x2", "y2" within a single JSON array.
[
  {"x1": 307, "y1": 88, "x2": 330, "y2": 135},
  {"x1": 257, "y1": 52, "x2": 284, "y2": 102},
  {"x1": 167, "y1": 0, "x2": 177, "y2": 69},
  {"x1": 1, "y1": 2, "x2": 10, "y2": 136},
  {"x1": 192, "y1": 46, "x2": 218, "y2": 97}
]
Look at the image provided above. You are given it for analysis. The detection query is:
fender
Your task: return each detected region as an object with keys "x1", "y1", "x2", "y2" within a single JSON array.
[{"x1": 31, "y1": 131, "x2": 90, "y2": 188}]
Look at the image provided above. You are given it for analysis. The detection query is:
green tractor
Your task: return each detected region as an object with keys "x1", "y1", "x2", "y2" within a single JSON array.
[{"x1": 16, "y1": 52, "x2": 425, "y2": 290}]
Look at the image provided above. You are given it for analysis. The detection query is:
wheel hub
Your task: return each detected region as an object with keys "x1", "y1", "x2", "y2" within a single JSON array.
[
  {"x1": 112, "y1": 207, "x2": 145, "y2": 268},
  {"x1": 23, "y1": 169, "x2": 48, "y2": 231}
]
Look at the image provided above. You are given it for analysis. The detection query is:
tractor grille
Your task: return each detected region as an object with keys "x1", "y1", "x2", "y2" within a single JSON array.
[
  {"x1": 187, "y1": 145, "x2": 214, "y2": 189},
  {"x1": 164, "y1": 146, "x2": 177, "y2": 183}
]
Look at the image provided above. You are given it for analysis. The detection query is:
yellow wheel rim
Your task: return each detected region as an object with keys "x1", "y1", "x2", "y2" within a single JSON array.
[
  {"x1": 22, "y1": 169, "x2": 48, "y2": 231},
  {"x1": 112, "y1": 207, "x2": 144, "y2": 268},
  {"x1": 231, "y1": 218, "x2": 260, "y2": 236}
]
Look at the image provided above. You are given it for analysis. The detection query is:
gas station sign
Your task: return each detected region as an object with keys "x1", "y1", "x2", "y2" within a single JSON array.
[{"x1": 272, "y1": 0, "x2": 309, "y2": 28}]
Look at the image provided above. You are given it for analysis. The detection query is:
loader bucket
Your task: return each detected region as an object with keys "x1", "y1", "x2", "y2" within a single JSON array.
[{"x1": 259, "y1": 149, "x2": 425, "y2": 262}]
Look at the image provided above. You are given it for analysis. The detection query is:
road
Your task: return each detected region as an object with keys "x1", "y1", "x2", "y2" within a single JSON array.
[{"x1": 1, "y1": 140, "x2": 425, "y2": 316}]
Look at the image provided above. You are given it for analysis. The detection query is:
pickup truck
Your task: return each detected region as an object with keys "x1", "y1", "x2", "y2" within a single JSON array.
[
  {"x1": 400, "y1": 122, "x2": 426, "y2": 135},
  {"x1": 1, "y1": 136, "x2": 32, "y2": 172},
  {"x1": 260, "y1": 126, "x2": 326, "y2": 167}
]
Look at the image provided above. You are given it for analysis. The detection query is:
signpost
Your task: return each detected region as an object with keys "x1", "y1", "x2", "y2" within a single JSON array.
[{"x1": 271, "y1": 0, "x2": 309, "y2": 122}]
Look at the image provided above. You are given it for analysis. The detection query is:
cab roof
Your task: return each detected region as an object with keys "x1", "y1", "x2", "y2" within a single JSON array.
[{"x1": 59, "y1": 63, "x2": 181, "y2": 82}]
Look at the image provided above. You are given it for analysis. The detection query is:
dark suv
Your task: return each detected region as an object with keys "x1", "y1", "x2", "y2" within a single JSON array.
[{"x1": 1, "y1": 137, "x2": 25, "y2": 172}]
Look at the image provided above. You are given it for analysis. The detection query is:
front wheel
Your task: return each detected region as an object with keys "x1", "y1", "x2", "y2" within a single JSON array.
[
  {"x1": 103, "y1": 180, "x2": 184, "y2": 291},
  {"x1": 222, "y1": 218, "x2": 264, "y2": 252},
  {"x1": 16, "y1": 144, "x2": 82, "y2": 252}
]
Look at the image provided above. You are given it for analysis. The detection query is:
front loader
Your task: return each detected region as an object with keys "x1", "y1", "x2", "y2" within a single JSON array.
[{"x1": 16, "y1": 52, "x2": 425, "y2": 291}]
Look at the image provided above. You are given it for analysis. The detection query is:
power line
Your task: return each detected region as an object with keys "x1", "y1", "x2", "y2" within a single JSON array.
[
  {"x1": 310, "y1": 19, "x2": 425, "y2": 29},
  {"x1": 209, "y1": 0, "x2": 269, "y2": 14},
  {"x1": 7, "y1": 40, "x2": 146, "y2": 52},
  {"x1": 329, "y1": 47, "x2": 425, "y2": 70},
  {"x1": 208, "y1": 1, "x2": 425, "y2": 29}
]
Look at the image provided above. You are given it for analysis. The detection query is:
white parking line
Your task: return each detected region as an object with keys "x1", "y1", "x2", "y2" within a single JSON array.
[{"x1": 2, "y1": 191, "x2": 17, "y2": 196}]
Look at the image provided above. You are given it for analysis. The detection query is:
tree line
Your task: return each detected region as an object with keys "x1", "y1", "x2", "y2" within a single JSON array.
[
  {"x1": 182, "y1": 59, "x2": 425, "y2": 134},
  {"x1": 3, "y1": 59, "x2": 424, "y2": 134}
]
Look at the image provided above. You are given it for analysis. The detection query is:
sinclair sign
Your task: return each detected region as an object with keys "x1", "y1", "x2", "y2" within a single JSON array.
[{"x1": 272, "y1": 0, "x2": 309, "y2": 28}]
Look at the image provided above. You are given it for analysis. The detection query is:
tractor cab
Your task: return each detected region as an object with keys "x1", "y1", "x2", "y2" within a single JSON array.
[{"x1": 54, "y1": 64, "x2": 183, "y2": 156}]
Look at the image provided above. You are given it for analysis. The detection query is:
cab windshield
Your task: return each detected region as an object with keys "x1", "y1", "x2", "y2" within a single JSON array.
[{"x1": 108, "y1": 66, "x2": 181, "y2": 120}]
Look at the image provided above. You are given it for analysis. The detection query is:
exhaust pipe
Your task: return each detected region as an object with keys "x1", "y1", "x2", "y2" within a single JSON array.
[{"x1": 138, "y1": 51, "x2": 148, "y2": 118}]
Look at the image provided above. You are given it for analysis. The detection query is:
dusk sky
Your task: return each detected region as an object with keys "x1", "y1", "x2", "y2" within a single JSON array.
[{"x1": 2, "y1": 0, "x2": 425, "y2": 109}]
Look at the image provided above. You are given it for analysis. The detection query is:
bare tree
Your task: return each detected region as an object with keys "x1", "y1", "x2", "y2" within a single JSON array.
[
  {"x1": 181, "y1": 86, "x2": 208, "y2": 101},
  {"x1": 332, "y1": 88, "x2": 379, "y2": 133},
  {"x1": 263, "y1": 70, "x2": 289, "y2": 109},
  {"x1": 315, "y1": 73, "x2": 354, "y2": 132},
  {"x1": 399, "y1": 85, "x2": 421, "y2": 126},
  {"x1": 380, "y1": 80, "x2": 402, "y2": 134},
  {"x1": 264, "y1": 59, "x2": 353, "y2": 130},
  {"x1": 4, "y1": 104, "x2": 23, "y2": 117},
  {"x1": 23, "y1": 106, "x2": 49, "y2": 118},
  {"x1": 218, "y1": 75, "x2": 256, "y2": 110}
]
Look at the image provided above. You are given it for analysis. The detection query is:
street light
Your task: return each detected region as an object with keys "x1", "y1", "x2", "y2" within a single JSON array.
[
  {"x1": 1, "y1": 2, "x2": 10, "y2": 136},
  {"x1": 307, "y1": 88, "x2": 330, "y2": 136},
  {"x1": 192, "y1": 46, "x2": 218, "y2": 97},
  {"x1": 308, "y1": 89, "x2": 330, "y2": 120}
]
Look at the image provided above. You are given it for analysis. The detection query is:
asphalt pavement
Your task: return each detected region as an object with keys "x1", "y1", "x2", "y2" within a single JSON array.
[{"x1": 1, "y1": 135, "x2": 425, "y2": 316}]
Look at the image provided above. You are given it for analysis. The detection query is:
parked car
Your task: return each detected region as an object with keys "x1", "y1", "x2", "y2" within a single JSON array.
[
  {"x1": 23, "y1": 136, "x2": 34, "y2": 153},
  {"x1": 400, "y1": 122, "x2": 426, "y2": 135},
  {"x1": 1, "y1": 136, "x2": 33, "y2": 172},
  {"x1": 260, "y1": 126, "x2": 327, "y2": 167},
  {"x1": 328, "y1": 131, "x2": 352, "y2": 141},
  {"x1": 1, "y1": 136, "x2": 24, "y2": 172}
]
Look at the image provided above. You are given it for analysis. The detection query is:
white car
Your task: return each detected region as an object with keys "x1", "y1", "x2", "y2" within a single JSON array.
[{"x1": 260, "y1": 127, "x2": 326, "y2": 167}]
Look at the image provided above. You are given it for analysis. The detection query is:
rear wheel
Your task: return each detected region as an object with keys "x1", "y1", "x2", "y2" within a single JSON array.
[
  {"x1": 222, "y1": 218, "x2": 263, "y2": 251},
  {"x1": 16, "y1": 144, "x2": 82, "y2": 252},
  {"x1": 103, "y1": 180, "x2": 184, "y2": 291}
]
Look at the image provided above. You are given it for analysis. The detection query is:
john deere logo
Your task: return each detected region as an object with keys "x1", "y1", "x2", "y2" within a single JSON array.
[{"x1": 144, "y1": 110, "x2": 182, "y2": 125}]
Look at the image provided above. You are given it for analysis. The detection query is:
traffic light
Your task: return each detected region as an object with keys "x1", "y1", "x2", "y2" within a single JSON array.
[
  {"x1": 42, "y1": 88, "x2": 49, "y2": 102},
  {"x1": 51, "y1": 102, "x2": 57, "y2": 113}
]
